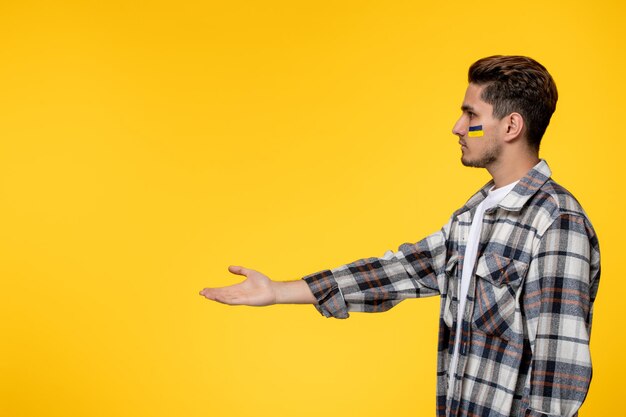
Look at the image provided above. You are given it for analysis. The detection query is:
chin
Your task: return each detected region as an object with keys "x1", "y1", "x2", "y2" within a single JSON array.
[{"x1": 461, "y1": 156, "x2": 486, "y2": 168}]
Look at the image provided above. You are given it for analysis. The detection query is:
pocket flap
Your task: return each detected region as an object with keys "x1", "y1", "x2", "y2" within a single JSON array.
[{"x1": 475, "y1": 253, "x2": 529, "y2": 287}]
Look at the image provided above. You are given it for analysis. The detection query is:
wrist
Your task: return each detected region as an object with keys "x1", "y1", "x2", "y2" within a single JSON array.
[
  {"x1": 273, "y1": 280, "x2": 316, "y2": 305},
  {"x1": 272, "y1": 280, "x2": 285, "y2": 304}
]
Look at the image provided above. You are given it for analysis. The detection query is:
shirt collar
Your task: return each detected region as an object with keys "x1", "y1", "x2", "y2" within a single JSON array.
[{"x1": 454, "y1": 159, "x2": 552, "y2": 216}]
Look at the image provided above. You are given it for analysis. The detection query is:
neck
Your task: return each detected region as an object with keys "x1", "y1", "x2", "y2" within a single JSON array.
[{"x1": 487, "y1": 154, "x2": 540, "y2": 189}]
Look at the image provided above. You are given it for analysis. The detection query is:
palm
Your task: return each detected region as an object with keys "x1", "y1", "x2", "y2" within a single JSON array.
[{"x1": 200, "y1": 266, "x2": 276, "y2": 306}]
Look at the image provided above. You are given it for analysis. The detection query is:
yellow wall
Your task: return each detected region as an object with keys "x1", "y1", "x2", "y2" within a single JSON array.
[{"x1": 1, "y1": 1, "x2": 623, "y2": 416}]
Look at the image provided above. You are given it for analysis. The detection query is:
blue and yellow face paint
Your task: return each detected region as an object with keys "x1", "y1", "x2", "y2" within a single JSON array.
[{"x1": 468, "y1": 125, "x2": 484, "y2": 138}]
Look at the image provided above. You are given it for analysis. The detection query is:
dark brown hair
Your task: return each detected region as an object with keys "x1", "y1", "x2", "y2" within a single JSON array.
[{"x1": 468, "y1": 55, "x2": 558, "y2": 150}]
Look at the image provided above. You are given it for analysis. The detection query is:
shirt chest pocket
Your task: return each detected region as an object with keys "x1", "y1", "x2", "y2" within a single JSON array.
[{"x1": 472, "y1": 253, "x2": 529, "y2": 340}]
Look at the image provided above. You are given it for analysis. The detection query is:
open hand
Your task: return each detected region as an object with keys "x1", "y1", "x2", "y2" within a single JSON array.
[{"x1": 199, "y1": 265, "x2": 276, "y2": 306}]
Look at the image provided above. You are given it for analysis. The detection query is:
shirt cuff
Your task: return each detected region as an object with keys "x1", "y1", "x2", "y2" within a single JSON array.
[{"x1": 302, "y1": 269, "x2": 349, "y2": 319}]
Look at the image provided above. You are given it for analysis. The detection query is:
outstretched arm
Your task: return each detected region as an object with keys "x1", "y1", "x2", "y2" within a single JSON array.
[
  {"x1": 201, "y1": 215, "x2": 453, "y2": 313},
  {"x1": 199, "y1": 265, "x2": 316, "y2": 306},
  {"x1": 303, "y1": 218, "x2": 453, "y2": 319}
]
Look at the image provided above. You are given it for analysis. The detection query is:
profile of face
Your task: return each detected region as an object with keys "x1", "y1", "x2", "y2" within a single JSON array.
[{"x1": 452, "y1": 83, "x2": 505, "y2": 168}]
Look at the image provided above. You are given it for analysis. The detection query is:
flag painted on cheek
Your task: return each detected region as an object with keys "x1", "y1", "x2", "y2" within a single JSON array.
[{"x1": 468, "y1": 125, "x2": 484, "y2": 137}]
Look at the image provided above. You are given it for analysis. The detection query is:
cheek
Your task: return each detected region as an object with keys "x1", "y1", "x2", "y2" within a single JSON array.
[
  {"x1": 467, "y1": 121, "x2": 486, "y2": 138},
  {"x1": 467, "y1": 137, "x2": 492, "y2": 153},
  {"x1": 482, "y1": 121, "x2": 501, "y2": 136}
]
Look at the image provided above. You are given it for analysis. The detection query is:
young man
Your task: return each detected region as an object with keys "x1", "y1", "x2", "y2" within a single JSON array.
[{"x1": 200, "y1": 55, "x2": 601, "y2": 417}]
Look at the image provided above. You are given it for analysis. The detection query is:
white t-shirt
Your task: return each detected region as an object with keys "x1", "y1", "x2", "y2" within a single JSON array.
[{"x1": 447, "y1": 180, "x2": 518, "y2": 393}]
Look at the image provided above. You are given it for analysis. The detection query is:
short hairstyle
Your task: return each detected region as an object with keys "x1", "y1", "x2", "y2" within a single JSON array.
[{"x1": 468, "y1": 55, "x2": 558, "y2": 150}]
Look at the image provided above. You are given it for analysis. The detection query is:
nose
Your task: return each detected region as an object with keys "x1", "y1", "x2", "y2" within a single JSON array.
[{"x1": 452, "y1": 116, "x2": 466, "y2": 137}]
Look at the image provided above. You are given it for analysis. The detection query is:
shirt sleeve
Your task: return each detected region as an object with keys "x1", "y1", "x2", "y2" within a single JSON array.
[
  {"x1": 523, "y1": 213, "x2": 601, "y2": 417},
  {"x1": 302, "y1": 217, "x2": 453, "y2": 319}
]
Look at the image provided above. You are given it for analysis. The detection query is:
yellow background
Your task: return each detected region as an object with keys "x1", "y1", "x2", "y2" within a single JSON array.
[{"x1": 1, "y1": 1, "x2": 623, "y2": 416}]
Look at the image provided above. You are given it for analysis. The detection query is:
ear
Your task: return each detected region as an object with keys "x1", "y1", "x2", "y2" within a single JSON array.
[{"x1": 502, "y1": 112, "x2": 524, "y2": 143}]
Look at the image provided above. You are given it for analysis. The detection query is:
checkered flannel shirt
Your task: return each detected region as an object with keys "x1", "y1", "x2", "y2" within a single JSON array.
[{"x1": 302, "y1": 160, "x2": 600, "y2": 417}]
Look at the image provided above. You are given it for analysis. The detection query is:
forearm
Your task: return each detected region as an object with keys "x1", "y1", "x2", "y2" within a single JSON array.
[{"x1": 272, "y1": 280, "x2": 317, "y2": 304}]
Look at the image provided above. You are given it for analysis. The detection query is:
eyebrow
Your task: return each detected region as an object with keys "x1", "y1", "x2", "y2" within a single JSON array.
[{"x1": 461, "y1": 104, "x2": 476, "y2": 112}]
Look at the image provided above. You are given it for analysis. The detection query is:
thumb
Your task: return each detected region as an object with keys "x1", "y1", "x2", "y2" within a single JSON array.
[{"x1": 228, "y1": 265, "x2": 251, "y2": 277}]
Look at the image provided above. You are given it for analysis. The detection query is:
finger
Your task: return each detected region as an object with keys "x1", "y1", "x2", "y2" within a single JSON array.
[
  {"x1": 200, "y1": 288, "x2": 226, "y2": 302},
  {"x1": 201, "y1": 288, "x2": 245, "y2": 305},
  {"x1": 228, "y1": 265, "x2": 251, "y2": 276},
  {"x1": 199, "y1": 288, "x2": 214, "y2": 298}
]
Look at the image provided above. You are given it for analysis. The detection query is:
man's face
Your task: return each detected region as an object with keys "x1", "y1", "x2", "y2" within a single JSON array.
[{"x1": 452, "y1": 83, "x2": 503, "y2": 168}]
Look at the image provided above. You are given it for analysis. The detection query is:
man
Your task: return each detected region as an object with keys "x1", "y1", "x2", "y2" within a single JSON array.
[{"x1": 200, "y1": 55, "x2": 601, "y2": 417}]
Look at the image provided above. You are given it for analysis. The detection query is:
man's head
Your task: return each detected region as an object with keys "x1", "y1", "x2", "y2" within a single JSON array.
[
  {"x1": 452, "y1": 55, "x2": 558, "y2": 170},
  {"x1": 467, "y1": 55, "x2": 558, "y2": 151}
]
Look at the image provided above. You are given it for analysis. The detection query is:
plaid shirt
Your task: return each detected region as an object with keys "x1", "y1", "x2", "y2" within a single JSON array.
[{"x1": 302, "y1": 160, "x2": 600, "y2": 417}]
